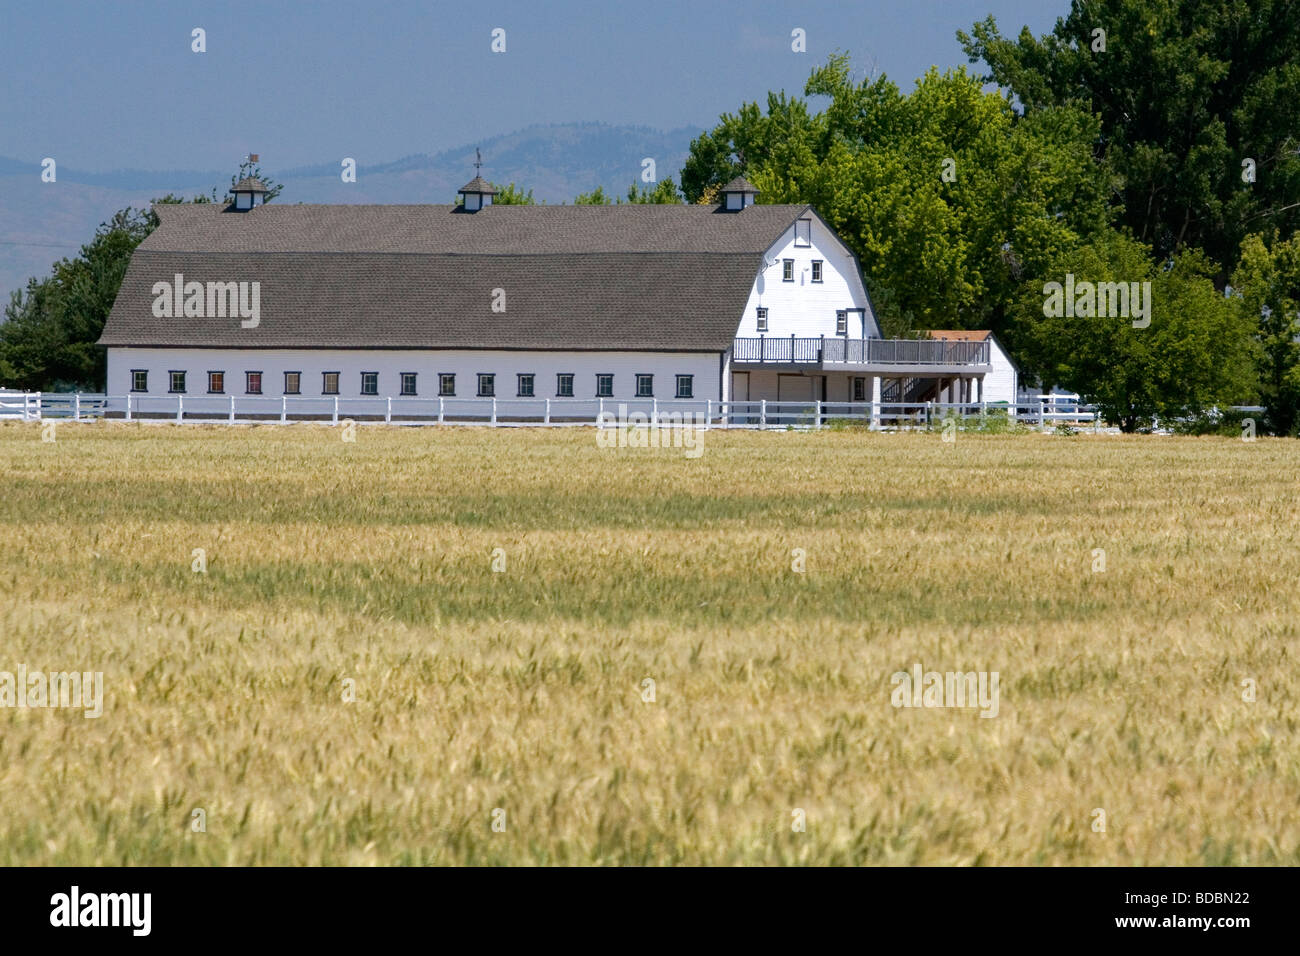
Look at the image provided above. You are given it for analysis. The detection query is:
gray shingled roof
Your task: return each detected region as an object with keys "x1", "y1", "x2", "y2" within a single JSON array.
[
  {"x1": 458, "y1": 176, "x2": 497, "y2": 194},
  {"x1": 99, "y1": 202, "x2": 814, "y2": 351},
  {"x1": 231, "y1": 176, "x2": 269, "y2": 193},
  {"x1": 721, "y1": 176, "x2": 759, "y2": 193}
]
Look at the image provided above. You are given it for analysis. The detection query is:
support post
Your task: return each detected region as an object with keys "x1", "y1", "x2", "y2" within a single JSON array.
[
  {"x1": 760, "y1": 399, "x2": 767, "y2": 428},
  {"x1": 438, "y1": 396, "x2": 444, "y2": 425},
  {"x1": 870, "y1": 375, "x2": 882, "y2": 430},
  {"x1": 332, "y1": 396, "x2": 339, "y2": 425},
  {"x1": 126, "y1": 393, "x2": 132, "y2": 422},
  {"x1": 815, "y1": 400, "x2": 822, "y2": 428},
  {"x1": 386, "y1": 397, "x2": 392, "y2": 424},
  {"x1": 74, "y1": 393, "x2": 81, "y2": 422},
  {"x1": 652, "y1": 397, "x2": 658, "y2": 426},
  {"x1": 229, "y1": 394, "x2": 235, "y2": 424},
  {"x1": 705, "y1": 398, "x2": 711, "y2": 425},
  {"x1": 281, "y1": 396, "x2": 287, "y2": 424},
  {"x1": 176, "y1": 394, "x2": 183, "y2": 424},
  {"x1": 491, "y1": 396, "x2": 497, "y2": 424},
  {"x1": 544, "y1": 398, "x2": 551, "y2": 425}
]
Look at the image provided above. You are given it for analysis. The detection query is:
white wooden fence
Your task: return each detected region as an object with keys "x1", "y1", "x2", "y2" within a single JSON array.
[{"x1": 0, "y1": 390, "x2": 1101, "y2": 429}]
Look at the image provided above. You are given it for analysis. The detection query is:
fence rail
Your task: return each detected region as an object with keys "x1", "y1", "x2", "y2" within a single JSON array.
[
  {"x1": 0, "y1": 390, "x2": 1102, "y2": 429},
  {"x1": 732, "y1": 337, "x2": 991, "y2": 365}
]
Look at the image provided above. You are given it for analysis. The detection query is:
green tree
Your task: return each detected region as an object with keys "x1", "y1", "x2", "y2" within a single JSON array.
[
  {"x1": 1233, "y1": 232, "x2": 1300, "y2": 434},
  {"x1": 959, "y1": 0, "x2": 1300, "y2": 279},
  {"x1": 1016, "y1": 232, "x2": 1255, "y2": 431},
  {"x1": 491, "y1": 182, "x2": 536, "y2": 205},
  {"x1": 226, "y1": 158, "x2": 283, "y2": 203},
  {"x1": 625, "y1": 177, "x2": 683, "y2": 204},
  {"x1": 574, "y1": 185, "x2": 613, "y2": 205}
]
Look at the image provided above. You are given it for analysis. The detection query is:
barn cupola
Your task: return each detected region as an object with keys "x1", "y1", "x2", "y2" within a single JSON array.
[
  {"x1": 720, "y1": 175, "x2": 759, "y2": 211},
  {"x1": 458, "y1": 149, "x2": 496, "y2": 211},
  {"x1": 230, "y1": 175, "x2": 269, "y2": 211}
]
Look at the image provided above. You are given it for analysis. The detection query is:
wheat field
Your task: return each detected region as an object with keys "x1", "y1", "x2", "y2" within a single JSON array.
[{"x1": 0, "y1": 421, "x2": 1296, "y2": 865}]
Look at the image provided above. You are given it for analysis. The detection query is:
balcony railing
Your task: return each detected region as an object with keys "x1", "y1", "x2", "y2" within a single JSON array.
[{"x1": 732, "y1": 336, "x2": 990, "y2": 366}]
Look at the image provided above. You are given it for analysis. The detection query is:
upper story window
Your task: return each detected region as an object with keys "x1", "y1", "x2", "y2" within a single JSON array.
[
  {"x1": 596, "y1": 374, "x2": 614, "y2": 398},
  {"x1": 245, "y1": 371, "x2": 262, "y2": 395},
  {"x1": 169, "y1": 371, "x2": 186, "y2": 394},
  {"x1": 322, "y1": 371, "x2": 340, "y2": 395},
  {"x1": 795, "y1": 218, "x2": 811, "y2": 247},
  {"x1": 207, "y1": 371, "x2": 224, "y2": 394},
  {"x1": 811, "y1": 260, "x2": 823, "y2": 282},
  {"x1": 439, "y1": 373, "x2": 456, "y2": 396},
  {"x1": 756, "y1": 307, "x2": 769, "y2": 332},
  {"x1": 131, "y1": 370, "x2": 148, "y2": 393},
  {"x1": 284, "y1": 371, "x2": 301, "y2": 395},
  {"x1": 636, "y1": 374, "x2": 654, "y2": 398},
  {"x1": 836, "y1": 310, "x2": 848, "y2": 335},
  {"x1": 556, "y1": 373, "x2": 574, "y2": 397},
  {"x1": 360, "y1": 371, "x2": 379, "y2": 395},
  {"x1": 401, "y1": 372, "x2": 417, "y2": 396},
  {"x1": 782, "y1": 259, "x2": 794, "y2": 282}
]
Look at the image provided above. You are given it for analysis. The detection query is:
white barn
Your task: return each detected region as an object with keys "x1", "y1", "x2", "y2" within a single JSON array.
[{"x1": 98, "y1": 174, "x2": 999, "y2": 420}]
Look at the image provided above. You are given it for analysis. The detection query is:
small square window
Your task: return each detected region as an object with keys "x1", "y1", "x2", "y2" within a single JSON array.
[
  {"x1": 517, "y1": 373, "x2": 534, "y2": 397},
  {"x1": 361, "y1": 371, "x2": 378, "y2": 395},
  {"x1": 811, "y1": 260, "x2": 823, "y2": 282},
  {"x1": 245, "y1": 371, "x2": 262, "y2": 394},
  {"x1": 284, "y1": 371, "x2": 301, "y2": 395},
  {"x1": 836, "y1": 310, "x2": 848, "y2": 335},
  {"x1": 401, "y1": 372, "x2": 417, "y2": 396},
  {"x1": 783, "y1": 259, "x2": 794, "y2": 282},
  {"x1": 636, "y1": 374, "x2": 654, "y2": 398},
  {"x1": 756, "y1": 307, "x2": 769, "y2": 333},
  {"x1": 322, "y1": 372, "x2": 340, "y2": 395},
  {"x1": 596, "y1": 374, "x2": 614, "y2": 398},
  {"x1": 169, "y1": 371, "x2": 186, "y2": 394},
  {"x1": 131, "y1": 370, "x2": 148, "y2": 393},
  {"x1": 556, "y1": 373, "x2": 574, "y2": 397},
  {"x1": 439, "y1": 373, "x2": 455, "y2": 397},
  {"x1": 208, "y1": 371, "x2": 224, "y2": 394},
  {"x1": 477, "y1": 373, "x2": 495, "y2": 397},
  {"x1": 676, "y1": 374, "x2": 693, "y2": 399}
]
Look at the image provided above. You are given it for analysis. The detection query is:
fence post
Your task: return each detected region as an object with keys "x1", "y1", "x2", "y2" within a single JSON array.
[
  {"x1": 176, "y1": 394, "x2": 183, "y2": 424},
  {"x1": 491, "y1": 396, "x2": 497, "y2": 424},
  {"x1": 74, "y1": 393, "x2": 81, "y2": 422},
  {"x1": 815, "y1": 400, "x2": 822, "y2": 428},
  {"x1": 386, "y1": 396, "x2": 392, "y2": 424},
  {"x1": 332, "y1": 396, "x2": 339, "y2": 425},
  {"x1": 544, "y1": 398, "x2": 550, "y2": 425},
  {"x1": 760, "y1": 399, "x2": 767, "y2": 428},
  {"x1": 126, "y1": 393, "x2": 132, "y2": 422},
  {"x1": 598, "y1": 397, "x2": 604, "y2": 423},
  {"x1": 652, "y1": 397, "x2": 658, "y2": 426},
  {"x1": 281, "y1": 395, "x2": 287, "y2": 424},
  {"x1": 438, "y1": 396, "x2": 444, "y2": 425},
  {"x1": 705, "y1": 398, "x2": 711, "y2": 425},
  {"x1": 229, "y1": 394, "x2": 235, "y2": 424}
]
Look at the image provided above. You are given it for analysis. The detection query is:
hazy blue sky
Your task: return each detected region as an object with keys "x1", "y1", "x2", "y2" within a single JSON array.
[{"x1": 1, "y1": 1, "x2": 1059, "y2": 171}]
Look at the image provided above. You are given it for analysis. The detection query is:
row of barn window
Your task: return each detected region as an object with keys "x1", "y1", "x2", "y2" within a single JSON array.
[{"x1": 131, "y1": 370, "x2": 696, "y2": 399}]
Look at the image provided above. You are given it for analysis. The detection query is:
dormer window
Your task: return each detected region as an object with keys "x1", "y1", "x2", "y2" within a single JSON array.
[
  {"x1": 458, "y1": 175, "x2": 497, "y2": 212},
  {"x1": 230, "y1": 176, "x2": 269, "y2": 211},
  {"x1": 720, "y1": 175, "x2": 759, "y2": 211}
]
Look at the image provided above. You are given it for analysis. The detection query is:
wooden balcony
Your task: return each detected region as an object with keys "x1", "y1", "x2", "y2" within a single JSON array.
[{"x1": 732, "y1": 336, "x2": 991, "y2": 371}]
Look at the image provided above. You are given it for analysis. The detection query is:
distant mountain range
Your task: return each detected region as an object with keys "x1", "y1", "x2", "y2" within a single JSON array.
[{"x1": 0, "y1": 122, "x2": 703, "y2": 306}]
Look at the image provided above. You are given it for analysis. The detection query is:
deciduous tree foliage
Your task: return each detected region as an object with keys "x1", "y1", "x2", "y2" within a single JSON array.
[
  {"x1": 1015, "y1": 231, "x2": 1255, "y2": 431},
  {"x1": 959, "y1": 0, "x2": 1300, "y2": 279},
  {"x1": 1233, "y1": 233, "x2": 1300, "y2": 434}
]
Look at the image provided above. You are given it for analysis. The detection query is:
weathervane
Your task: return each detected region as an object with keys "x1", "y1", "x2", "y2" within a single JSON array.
[{"x1": 474, "y1": 147, "x2": 482, "y2": 175}]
